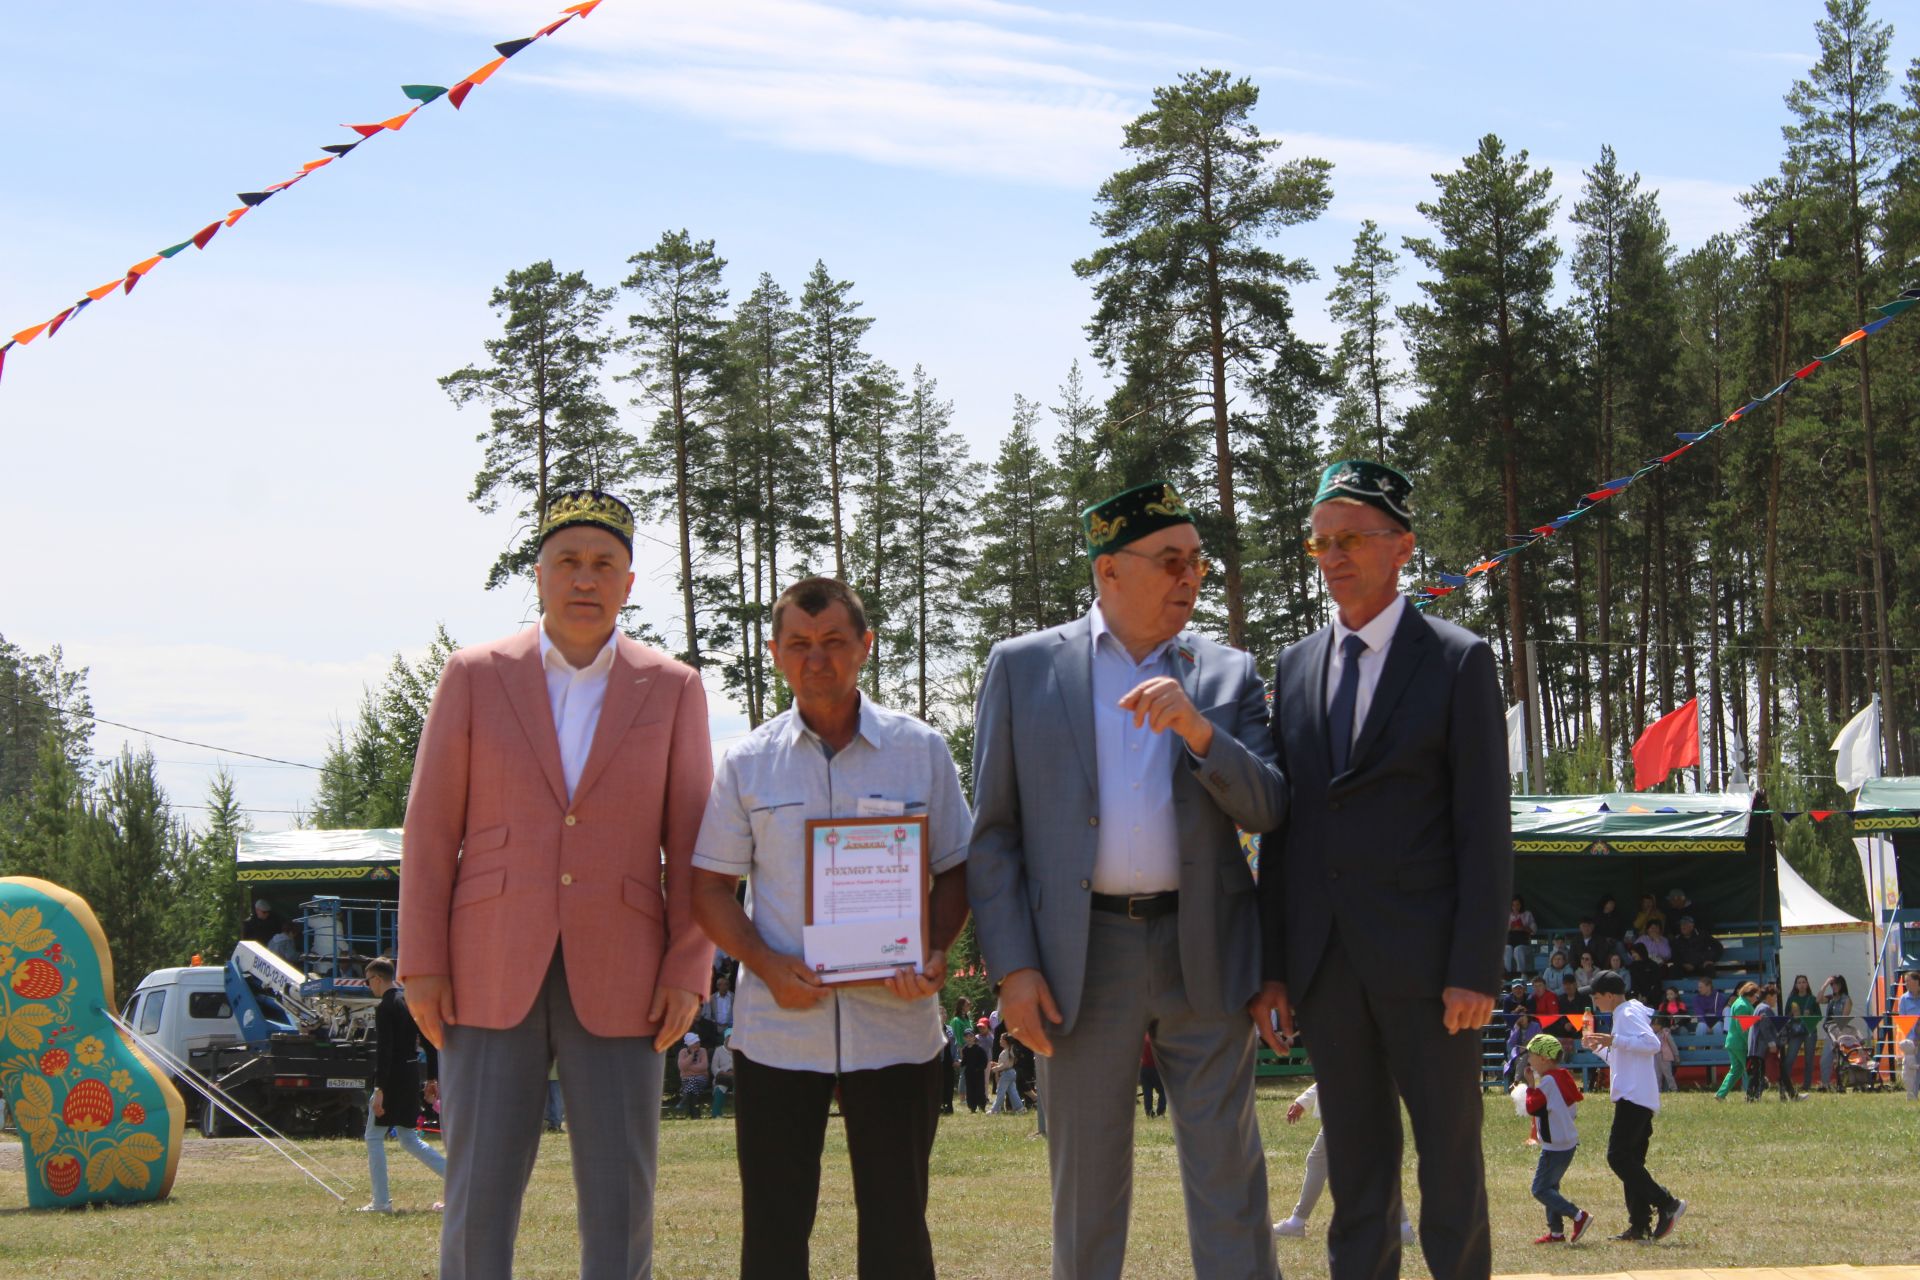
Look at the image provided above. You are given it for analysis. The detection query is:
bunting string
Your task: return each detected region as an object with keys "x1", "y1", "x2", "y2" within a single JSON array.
[
  {"x1": 1412, "y1": 284, "x2": 1920, "y2": 610},
  {"x1": 0, "y1": 0, "x2": 608, "y2": 389}
]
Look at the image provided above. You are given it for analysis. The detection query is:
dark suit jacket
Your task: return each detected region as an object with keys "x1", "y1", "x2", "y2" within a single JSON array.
[
  {"x1": 1259, "y1": 600, "x2": 1511, "y2": 1002},
  {"x1": 372, "y1": 988, "x2": 430, "y2": 1128}
]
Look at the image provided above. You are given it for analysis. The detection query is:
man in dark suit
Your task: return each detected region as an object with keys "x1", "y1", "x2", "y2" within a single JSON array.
[{"x1": 1251, "y1": 460, "x2": 1511, "y2": 1280}]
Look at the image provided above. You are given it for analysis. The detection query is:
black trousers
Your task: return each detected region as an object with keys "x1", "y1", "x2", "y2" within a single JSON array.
[
  {"x1": 734, "y1": 1048, "x2": 944, "y2": 1280},
  {"x1": 1298, "y1": 932, "x2": 1490, "y2": 1280},
  {"x1": 1139, "y1": 1064, "x2": 1165, "y2": 1116},
  {"x1": 1605, "y1": 1100, "x2": 1675, "y2": 1232}
]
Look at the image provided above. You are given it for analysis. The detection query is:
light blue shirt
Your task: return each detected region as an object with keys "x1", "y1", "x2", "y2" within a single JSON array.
[
  {"x1": 1089, "y1": 603, "x2": 1182, "y2": 895},
  {"x1": 691, "y1": 696, "x2": 971, "y2": 1073}
]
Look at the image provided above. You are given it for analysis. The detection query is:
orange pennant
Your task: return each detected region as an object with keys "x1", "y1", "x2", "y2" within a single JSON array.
[
  {"x1": 1562, "y1": 1013, "x2": 1585, "y2": 1033},
  {"x1": 1536, "y1": 1013, "x2": 1562, "y2": 1029},
  {"x1": 467, "y1": 55, "x2": 507, "y2": 85},
  {"x1": 1896, "y1": 1015, "x2": 1918, "y2": 1042},
  {"x1": 11, "y1": 321, "x2": 50, "y2": 346},
  {"x1": 1838, "y1": 328, "x2": 1868, "y2": 347},
  {"x1": 562, "y1": 0, "x2": 604, "y2": 15},
  {"x1": 85, "y1": 280, "x2": 124, "y2": 302},
  {"x1": 382, "y1": 106, "x2": 421, "y2": 131},
  {"x1": 300, "y1": 157, "x2": 334, "y2": 173},
  {"x1": 225, "y1": 207, "x2": 251, "y2": 228},
  {"x1": 535, "y1": 14, "x2": 574, "y2": 36}
]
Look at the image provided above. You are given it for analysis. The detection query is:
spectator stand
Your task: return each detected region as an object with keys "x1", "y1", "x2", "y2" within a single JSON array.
[
  {"x1": 1480, "y1": 791, "x2": 1781, "y2": 1091},
  {"x1": 1851, "y1": 777, "x2": 1920, "y2": 1077}
]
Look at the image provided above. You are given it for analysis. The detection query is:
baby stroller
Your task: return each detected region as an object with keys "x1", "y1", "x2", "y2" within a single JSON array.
[{"x1": 1823, "y1": 1018, "x2": 1880, "y2": 1092}]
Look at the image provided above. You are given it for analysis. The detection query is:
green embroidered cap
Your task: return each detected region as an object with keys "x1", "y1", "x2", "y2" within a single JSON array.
[
  {"x1": 1313, "y1": 459, "x2": 1413, "y2": 528},
  {"x1": 1082, "y1": 480, "x2": 1194, "y2": 559}
]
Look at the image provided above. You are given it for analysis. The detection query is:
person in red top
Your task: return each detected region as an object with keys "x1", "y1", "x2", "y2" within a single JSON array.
[
  {"x1": 1520, "y1": 1034, "x2": 1591, "y2": 1244},
  {"x1": 1530, "y1": 976, "x2": 1560, "y2": 1019},
  {"x1": 1139, "y1": 1036, "x2": 1165, "y2": 1118}
]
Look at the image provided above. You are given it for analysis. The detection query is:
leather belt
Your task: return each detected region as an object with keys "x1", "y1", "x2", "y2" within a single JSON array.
[{"x1": 1090, "y1": 891, "x2": 1179, "y2": 920}]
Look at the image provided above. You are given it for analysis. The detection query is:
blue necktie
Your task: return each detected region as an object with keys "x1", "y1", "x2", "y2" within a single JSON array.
[{"x1": 1328, "y1": 634, "x2": 1367, "y2": 775}]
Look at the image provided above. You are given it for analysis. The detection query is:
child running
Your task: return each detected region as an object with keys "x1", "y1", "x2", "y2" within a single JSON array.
[
  {"x1": 1520, "y1": 1033, "x2": 1592, "y2": 1244},
  {"x1": 1272, "y1": 1081, "x2": 1415, "y2": 1245},
  {"x1": 1583, "y1": 973, "x2": 1686, "y2": 1242}
]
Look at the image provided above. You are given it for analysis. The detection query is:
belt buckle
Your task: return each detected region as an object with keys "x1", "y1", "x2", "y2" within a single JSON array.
[{"x1": 1127, "y1": 895, "x2": 1150, "y2": 921}]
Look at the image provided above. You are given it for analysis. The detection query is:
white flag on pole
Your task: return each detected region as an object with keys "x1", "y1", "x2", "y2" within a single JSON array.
[
  {"x1": 1505, "y1": 703, "x2": 1527, "y2": 777},
  {"x1": 1831, "y1": 697, "x2": 1882, "y2": 792}
]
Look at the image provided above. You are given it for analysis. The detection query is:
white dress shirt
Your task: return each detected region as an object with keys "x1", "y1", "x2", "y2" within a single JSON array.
[
  {"x1": 537, "y1": 624, "x2": 617, "y2": 801},
  {"x1": 1595, "y1": 998, "x2": 1662, "y2": 1111},
  {"x1": 1089, "y1": 603, "x2": 1182, "y2": 895},
  {"x1": 1323, "y1": 593, "x2": 1407, "y2": 751}
]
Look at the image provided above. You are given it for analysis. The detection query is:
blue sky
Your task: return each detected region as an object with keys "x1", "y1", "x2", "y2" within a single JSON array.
[{"x1": 1, "y1": 0, "x2": 1911, "y2": 829}]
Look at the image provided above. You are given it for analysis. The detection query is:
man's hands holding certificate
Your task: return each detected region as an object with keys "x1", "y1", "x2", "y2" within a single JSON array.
[
  {"x1": 882, "y1": 948, "x2": 947, "y2": 1001},
  {"x1": 756, "y1": 946, "x2": 947, "y2": 1007}
]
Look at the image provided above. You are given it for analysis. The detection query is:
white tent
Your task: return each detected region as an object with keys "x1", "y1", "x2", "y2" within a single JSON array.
[{"x1": 1778, "y1": 856, "x2": 1873, "y2": 1006}]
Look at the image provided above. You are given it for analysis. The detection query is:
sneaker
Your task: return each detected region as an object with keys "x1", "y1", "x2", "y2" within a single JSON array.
[
  {"x1": 357, "y1": 1202, "x2": 393, "y2": 1214},
  {"x1": 1533, "y1": 1233, "x2": 1566, "y2": 1245},
  {"x1": 1654, "y1": 1199, "x2": 1686, "y2": 1240},
  {"x1": 1400, "y1": 1221, "x2": 1417, "y2": 1245},
  {"x1": 1568, "y1": 1209, "x2": 1593, "y2": 1244},
  {"x1": 1610, "y1": 1227, "x2": 1650, "y2": 1242},
  {"x1": 1273, "y1": 1216, "x2": 1308, "y2": 1238}
]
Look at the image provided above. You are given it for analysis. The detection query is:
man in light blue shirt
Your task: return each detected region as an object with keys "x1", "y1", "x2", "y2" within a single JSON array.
[{"x1": 693, "y1": 578, "x2": 971, "y2": 1280}]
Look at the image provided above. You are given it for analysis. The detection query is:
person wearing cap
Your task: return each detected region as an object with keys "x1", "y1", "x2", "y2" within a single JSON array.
[
  {"x1": 691, "y1": 576, "x2": 972, "y2": 1279},
  {"x1": 242, "y1": 897, "x2": 286, "y2": 945},
  {"x1": 968, "y1": 480, "x2": 1287, "y2": 1279},
  {"x1": 399, "y1": 489, "x2": 715, "y2": 1280},
  {"x1": 1254, "y1": 459, "x2": 1511, "y2": 1280},
  {"x1": 1518, "y1": 1033, "x2": 1591, "y2": 1245}
]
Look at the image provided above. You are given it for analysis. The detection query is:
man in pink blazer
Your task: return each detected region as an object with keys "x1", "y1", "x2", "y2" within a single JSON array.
[{"x1": 400, "y1": 490, "x2": 714, "y2": 1280}]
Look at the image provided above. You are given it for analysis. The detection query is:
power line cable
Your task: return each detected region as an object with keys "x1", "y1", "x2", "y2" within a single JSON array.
[{"x1": 7, "y1": 691, "x2": 323, "y2": 771}]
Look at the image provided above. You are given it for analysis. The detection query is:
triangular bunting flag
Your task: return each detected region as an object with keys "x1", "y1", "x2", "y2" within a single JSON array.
[
  {"x1": 1794, "y1": 359, "x2": 1822, "y2": 378},
  {"x1": 44, "y1": 307, "x2": 77, "y2": 338},
  {"x1": 1736, "y1": 1014, "x2": 1759, "y2": 1031},
  {"x1": 12, "y1": 321, "x2": 49, "y2": 346},
  {"x1": 191, "y1": 221, "x2": 222, "y2": 250},
  {"x1": 562, "y1": 0, "x2": 604, "y2": 14},
  {"x1": 1536, "y1": 1013, "x2": 1562, "y2": 1029},
  {"x1": 127, "y1": 255, "x2": 163, "y2": 277},
  {"x1": 467, "y1": 55, "x2": 508, "y2": 85},
  {"x1": 224, "y1": 207, "x2": 251, "y2": 228},
  {"x1": 85, "y1": 279, "x2": 124, "y2": 301},
  {"x1": 495, "y1": 37, "x2": 534, "y2": 57},
  {"x1": 321, "y1": 142, "x2": 360, "y2": 157},
  {"x1": 1562, "y1": 1013, "x2": 1584, "y2": 1033},
  {"x1": 300, "y1": 158, "x2": 334, "y2": 173},
  {"x1": 157, "y1": 240, "x2": 194, "y2": 259},
  {"x1": 237, "y1": 191, "x2": 275, "y2": 207},
  {"x1": 1863, "y1": 1015, "x2": 1881, "y2": 1034},
  {"x1": 449, "y1": 80, "x2": 477, "y2": 110},
  {"x1": 344, "y1": 122, "x2": 387, "y2": 138},
  {"x1": 1658, "y1": 444, "x2": 1693, "y2": 464},
  {"x1": 1810, "y1": 809, "x2": 1836, "y2": 822},
  {"x1": 401, "y1": 84, "x2": 448, "y2": 104},
  {"x1": 1877, "y1": 297, "x2": 1918, "y2": 319},
  {"x1": 1439, "y1": 573, "x2": 1467, "y2": 588},
  {"x1": 0, "y1": 343, "x2": 7, "y2": 384},
  {"x1": 380, "y1": 107, "x2": 421, "y2": 131},
  {"x1": 1896, "y1": 1015, "x2": 1918, "y2": 1042},
  {"x1": 534, "y1": 15, "x2": 574, "y2": 36}
]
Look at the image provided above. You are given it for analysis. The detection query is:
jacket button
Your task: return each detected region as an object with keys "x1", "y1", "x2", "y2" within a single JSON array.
[
  {"x1": 561, "y1": 873, "x2": 574, "y2": 886},
  {"x1": 1080, "y1": 879, "x2": 1090, "y2": 890},
  {"x1": 1088, "y1": 817, "x2": 1099, "y2": 827},
  {"x1": 565, "y1": 814, "x2": 578, "y2": 826}
]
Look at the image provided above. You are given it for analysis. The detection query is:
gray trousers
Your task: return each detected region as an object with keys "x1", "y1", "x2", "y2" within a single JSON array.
[
  {"x1": 1039, "y1": 910, "x2": 1275, "y2": 1280},
  {"x1": 438, "y1": 948, "x2": 665, "y2": 1280}
]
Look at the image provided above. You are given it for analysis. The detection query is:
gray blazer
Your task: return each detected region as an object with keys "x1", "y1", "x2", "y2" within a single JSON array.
[
  {"x1": 967, "y1": 615, "x2": 1287, "y2": 1033},
  {"x1": 1259, "y1": 602, "x2": 1512, "y2": 1001}
]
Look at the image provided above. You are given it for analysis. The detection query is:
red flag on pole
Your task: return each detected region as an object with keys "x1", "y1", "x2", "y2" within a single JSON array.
[{"x1": 1632, "y1": 698, "x2": 1700, "y2": 791}]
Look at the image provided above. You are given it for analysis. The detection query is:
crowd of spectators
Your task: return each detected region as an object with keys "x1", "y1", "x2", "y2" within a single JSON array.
[{"x1": 1503, "y1": 888, "x2": 1730, "y2": 1008}]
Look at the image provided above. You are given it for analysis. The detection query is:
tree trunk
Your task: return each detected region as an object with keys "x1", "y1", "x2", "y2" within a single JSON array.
[{"x1": 1756, "y1": 285, "x2": 1790, "y2": 775}]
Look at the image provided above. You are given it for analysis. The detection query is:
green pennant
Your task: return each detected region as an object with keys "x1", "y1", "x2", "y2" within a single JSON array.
[
  {"x1": 1874, "y1": 297, "x2": 1917, "y2": 319},
  {"x1": 157, "y1": 240, "x2": 194, "y2": 258},
  {"x1": 401, "y1": 84, "x2": 449, "y2": 105}
]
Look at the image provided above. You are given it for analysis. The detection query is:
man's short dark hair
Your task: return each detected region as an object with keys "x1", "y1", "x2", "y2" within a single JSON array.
[
  {"x1": 771, "y1": 577, "x2": 868, "y2": 642},
  {"x1": 366, "y1": 956, "x2": 396, "y2": 981},
  {"x1": 1590, "y1": 972, "x2": 1627, "y2": 996},
  {"x1": 1578, "y1": 916, "x2": 1595, "y2": 926}
]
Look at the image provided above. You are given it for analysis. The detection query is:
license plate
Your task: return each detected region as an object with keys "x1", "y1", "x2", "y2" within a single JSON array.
[{"x1": 327, "y1": 1078, "x2": 364, "y2": 1090}]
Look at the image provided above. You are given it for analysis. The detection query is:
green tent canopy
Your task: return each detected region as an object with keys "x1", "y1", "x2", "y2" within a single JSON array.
[{"x1": 1512, "y1": 792, "x2": 1751, "y2": 855}]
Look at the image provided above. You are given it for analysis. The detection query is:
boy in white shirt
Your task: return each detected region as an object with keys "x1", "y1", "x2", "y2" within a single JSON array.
[{"x1": 1583, "y1": 973, "x2": 1687, "y2": 1242}]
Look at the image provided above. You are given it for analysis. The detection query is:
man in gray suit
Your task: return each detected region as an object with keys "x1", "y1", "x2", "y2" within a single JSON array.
[
  {"x1": 970, "y1": 480, "x2": 1287, "y2": 1280},
  {"x1": 1252, "y1": 460, "x2": 1510, "y2": 1280}
]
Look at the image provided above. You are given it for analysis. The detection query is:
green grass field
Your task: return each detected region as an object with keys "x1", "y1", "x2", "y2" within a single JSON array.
[{"x1": 3, "y1": 1084, "x2": 1916, "y2": 1279}]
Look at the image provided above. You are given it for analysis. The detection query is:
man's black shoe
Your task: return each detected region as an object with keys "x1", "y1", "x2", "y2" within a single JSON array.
[
  {"x1": 1610, "y1": 1228, "x2": 1650, "y2": 1242},
  {"x1": 1653, "y1": 1199, "x2": 1687, "y2": 1240}
]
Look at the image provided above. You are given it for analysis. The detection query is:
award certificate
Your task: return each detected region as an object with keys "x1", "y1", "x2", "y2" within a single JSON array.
[{"x1": 802, "y1": 815, "x2": 930, "y2": 985}]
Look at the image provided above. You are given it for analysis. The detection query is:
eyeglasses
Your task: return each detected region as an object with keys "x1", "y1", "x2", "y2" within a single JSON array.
[
  {"x1": 1303, "y1": 529, "x2": 1405, "y2": 558},
  {"x1": 1114, "y1": 547, "x2": 1211, "y2": 580}
]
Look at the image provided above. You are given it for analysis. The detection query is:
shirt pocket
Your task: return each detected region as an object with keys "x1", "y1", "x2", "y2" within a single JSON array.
[{"x1": 747, "y1": 797, "x2": 805, "y2": 848}]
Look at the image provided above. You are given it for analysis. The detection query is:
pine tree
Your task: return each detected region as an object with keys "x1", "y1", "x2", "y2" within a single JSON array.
[
  {"x1": 172, "y1": 769, "x2": 246, "y2": 965},
  {"x1": 845, "y1": 363, "x2": 907, "y2": 698},
  {"x1": 799, "y1": 263, "x2": 876, "y2": 581},
  {"x1": 972, "y1": 395, "x2": 1080, "y2": 646},
  {"x1": 74, "y1": 747, "x2": 186, "y2": 983},
  {"x1": 1324, "y1": 219, "x2": 1405, "y2": 459},
  {"x1": 440, "y1": 261, "x2": 626, "y2": 591},
  {"x1": 891, "y1": 366, "x2": 983, "y2": 720},
  {"x1": 625, "y1": 230, "x2": 732, "y2": 667},
  {"x1": 1075, "y1": 69, "x2": 1333, "y2": 647}
]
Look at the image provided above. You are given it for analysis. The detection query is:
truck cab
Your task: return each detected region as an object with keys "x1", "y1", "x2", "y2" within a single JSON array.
[{"x1": 123, "y1": 966, "x2": 242, "y2": 1060}]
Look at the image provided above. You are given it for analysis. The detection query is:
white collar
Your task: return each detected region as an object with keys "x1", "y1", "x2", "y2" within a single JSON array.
[
  {"x1": 538, "y1": 624, "x2": 617, "y2": 676},
  {"x1": 1089, "y1": 601, "x2": 1179, "y2": 665},
  {"x1": 1331, "y1": 593, "x2": 1406, "y2": 656}
]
